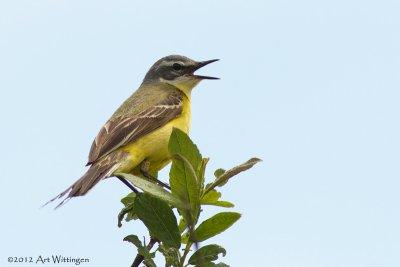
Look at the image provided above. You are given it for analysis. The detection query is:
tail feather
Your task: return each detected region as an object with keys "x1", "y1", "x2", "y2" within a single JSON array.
[{"x1": 44, "y1": 152, "x2": 126, "y2": 208}]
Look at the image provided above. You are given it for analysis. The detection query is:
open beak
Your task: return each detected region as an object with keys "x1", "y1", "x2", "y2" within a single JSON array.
[{"x1": 191, "y1": 59, "x2": 219, "y2": 80}]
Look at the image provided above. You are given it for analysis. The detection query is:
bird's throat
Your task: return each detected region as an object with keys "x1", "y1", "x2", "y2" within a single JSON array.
[{"x1": 167, "y1": 79, "x2": 201, "y2": 99}]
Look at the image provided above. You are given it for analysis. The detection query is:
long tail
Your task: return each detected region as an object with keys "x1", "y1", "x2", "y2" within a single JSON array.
[{"x1": 44, "y1": 152, "x2": 125, "y2": 208}]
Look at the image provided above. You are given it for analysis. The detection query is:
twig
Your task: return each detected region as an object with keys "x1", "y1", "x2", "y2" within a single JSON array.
[
  {"x1": 180, "y1": 241, "x2": 192, "y2": 265},
  {"x1": 179, "y1": 208, "x2": 201, "y2": 266},
  {"x1": 131, "y1": 237, "x2": 158, "y2": 267}
]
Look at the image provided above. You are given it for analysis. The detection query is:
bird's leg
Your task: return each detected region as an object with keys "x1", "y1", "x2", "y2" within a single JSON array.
[
  {"x1": 117, "y1": 176, "x2": 139, "y2": 193},
  {"x1": 140, "y1": 160, "x2": 171, "y2": 190}
]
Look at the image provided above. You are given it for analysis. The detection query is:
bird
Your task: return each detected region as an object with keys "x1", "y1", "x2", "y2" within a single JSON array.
[{"x1": 47, "y1": 55, "x2": 219, "y2": 208}]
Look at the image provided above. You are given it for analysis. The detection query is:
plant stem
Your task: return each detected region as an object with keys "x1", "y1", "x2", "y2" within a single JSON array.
[
  {"x1": 180, "y1": 241, "x2": 192, "y2": 266},
  {"x1": 131, "y1": 237, "x2": 158, "y2": 267}
]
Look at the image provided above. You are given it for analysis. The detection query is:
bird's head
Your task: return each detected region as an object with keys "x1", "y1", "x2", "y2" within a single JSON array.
[{"x1": 142, "y1": 55, "x2": 219, "y2": 95}]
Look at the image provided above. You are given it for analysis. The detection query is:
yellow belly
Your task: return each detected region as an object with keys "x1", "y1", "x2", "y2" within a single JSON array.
[{"x1": 117, "y1": 96, "x2": 191, "y2": 175}]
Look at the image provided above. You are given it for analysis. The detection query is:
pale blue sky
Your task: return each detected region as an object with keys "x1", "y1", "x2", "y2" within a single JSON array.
[{"x1": 1, "y1": 0, "x2": 399, "y2": 266}]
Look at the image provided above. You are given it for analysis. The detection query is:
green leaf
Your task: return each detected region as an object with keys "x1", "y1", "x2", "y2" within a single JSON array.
[
  {"x1": 188, "y1": 244, "x2": 226, "y2": 265},
  {"x1": 125, "y1": 208, "x2": 138, "y2": 221},
  {"x1": 134, "y1": 193, "x2": 181, "y2": 248},
  {"x1": 169, "y1": 128, "x2": 204, "y2": 224},
  {"x1": 199, "y1": 158, "x2": 210, "y2": 193},
  {"x1": 214, "y1": 168, "x2": 226, "y2": 178},
  {"x1": 116, "y1": 172, "x2": 185, "y2": 209},
  {"x1": 117, "y1": 204, "x2": 135, "y2": 227},
  {"x1": 178, "y1": 217, "x2": 187, "y2": 233},
  {"x1": 204, "y1": 158, "x2": 261, "y2": 195},
  {"x1": 123, "y1": 235, "x2": 156, "y2": 266},
  {"x1": 158, "y1": 244, "x2": 181, "y2": 267},
  {"x1": 169, "y1": 153, "x2": 201, "y2": 225},
  {"x1": 191, "y1": 212, "x2": 241, "y2": 242},
  {"x1": 118, "y1": 192, "x2": 138, "y2": 227},
  {"x1": 168, "y1": 128, "x2": 208, "y2": 228},
  {"x1": 169, "y1": 128, "x2": 202, "y2": 174},
  {"x1": 201, "y1": 190, "x2": 221, "y2": 202},
  {"x1": 121, "y1": 192, "x2": 136, "y2": 206},
  {"x1": 213, "y1": 168, "x2": 228, "y2": 187},
  {"x1": 123, "y1": 234, "x2": 142, "y2": 247},
  {"x1": 201, "y1": 190, "x2": 234, "y2": 208}
]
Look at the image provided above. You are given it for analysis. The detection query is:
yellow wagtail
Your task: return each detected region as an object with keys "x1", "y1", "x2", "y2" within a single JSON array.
[{"x1": 48, "y1": 55, "x2": 218, "y2": 207}]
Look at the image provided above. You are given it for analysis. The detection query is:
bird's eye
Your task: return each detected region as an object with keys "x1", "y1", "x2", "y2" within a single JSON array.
[{"x1": 172, "y1": 63, "x2": 183, "y2": 71}]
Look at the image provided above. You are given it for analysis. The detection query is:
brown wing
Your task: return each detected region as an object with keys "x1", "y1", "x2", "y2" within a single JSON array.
[{"x1": 87, "y1": 91, "x2": 183, "y2": 165}]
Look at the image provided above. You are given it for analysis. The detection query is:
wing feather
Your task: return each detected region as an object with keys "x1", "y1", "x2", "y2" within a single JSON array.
[{"x1": 87, "y1": 91, "x2": 183, "y2": 165}]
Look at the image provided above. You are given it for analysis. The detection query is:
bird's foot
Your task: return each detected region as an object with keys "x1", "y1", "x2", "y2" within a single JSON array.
[{"x1": 140, "y1": 160, "x2": 171, "y2": 190}]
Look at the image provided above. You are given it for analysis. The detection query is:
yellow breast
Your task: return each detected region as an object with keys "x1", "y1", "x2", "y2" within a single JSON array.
[{"x1": 118, "y1": 95, "x2": 191, "y2": 174}]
